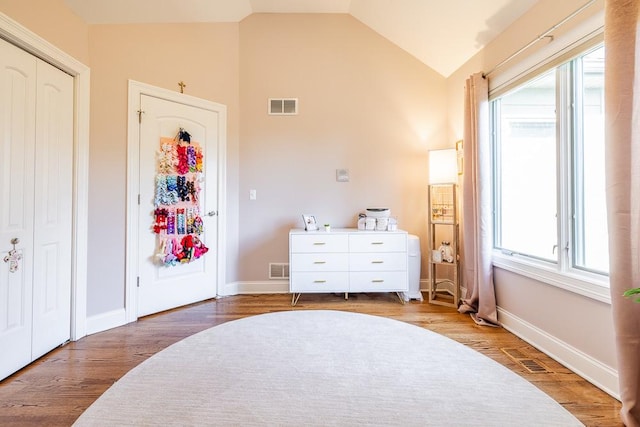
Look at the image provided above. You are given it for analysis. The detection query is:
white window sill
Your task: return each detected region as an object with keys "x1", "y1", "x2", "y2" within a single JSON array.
[{"x1": 492, "y1": 251, "x2": 611, "y2": 304}]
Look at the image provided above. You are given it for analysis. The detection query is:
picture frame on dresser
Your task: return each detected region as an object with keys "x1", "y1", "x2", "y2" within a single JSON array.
[{"x1": 302, "y1": 214, "x2": 318, "y2": 231}]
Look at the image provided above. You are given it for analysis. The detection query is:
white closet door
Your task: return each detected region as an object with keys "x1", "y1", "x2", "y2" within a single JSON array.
[
  {"x1": 0, "y1": 38, "x2": 37, "y2": 379},
  {"x1": 0, "y1": 38, "x2": 73, "y2": 380},
  {"x1": 31, "y1": 60, "x2": 73, "y2": 360}
]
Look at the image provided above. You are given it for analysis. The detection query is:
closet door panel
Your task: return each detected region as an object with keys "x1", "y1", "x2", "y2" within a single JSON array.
[
  {"x1": 0, "y1": 38, "x2": 36, "y2": 380},
  {"x1": 31, "y1": 59, "x2": 73, "y2": 359}
]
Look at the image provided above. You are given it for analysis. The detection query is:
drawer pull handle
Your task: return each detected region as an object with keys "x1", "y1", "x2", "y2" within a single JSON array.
[
  {"x1": 314, "y1": 261, "x2": 326, "y2": 264},
  {"x1": 372, "y1": 279, "x2": 384, "y2": 283},
  {"x1": 371, "y1": 242, "x2": 384, "y2": 245},
  {"x1": 313, "y1": 242, "x2": 326, "y2": 245},
  {"x1": 313, "y1": 280, "x2": 327, "y2": 283},
  {"x1": 371, "y1": 260, "x2": 384, "y2": 264}
]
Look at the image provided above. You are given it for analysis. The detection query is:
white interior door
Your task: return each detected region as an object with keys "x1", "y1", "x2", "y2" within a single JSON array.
[
  {"x1": 0, "y1": 38, "x2": 73, "y2": 380},
  {"x1": 31, "y1": 59, "x2": 73, "y2": 360},
  {"x1": 0, "y1": 37, "x2": 37, "y2": 380},
  {"x1": 137, "y1": 94, "x2": 219, "y2": 317}
]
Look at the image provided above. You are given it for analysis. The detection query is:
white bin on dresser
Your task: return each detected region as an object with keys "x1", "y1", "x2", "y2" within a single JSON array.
[{"x1": 289, "y1": 228, "x2": 409, "y2": 305}]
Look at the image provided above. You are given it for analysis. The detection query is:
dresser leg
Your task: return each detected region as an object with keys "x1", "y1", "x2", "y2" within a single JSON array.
[{"x1": 291, "y1": 293, "x2": 301, "y2": 306}]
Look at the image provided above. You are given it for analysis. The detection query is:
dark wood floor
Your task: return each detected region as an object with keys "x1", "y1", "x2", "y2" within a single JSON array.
[{"x1": 0, "y1": 293, "x2": 622, "y2": 426}]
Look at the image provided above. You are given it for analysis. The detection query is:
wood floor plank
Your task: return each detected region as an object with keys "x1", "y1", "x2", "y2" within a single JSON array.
[{"x1": 0, "y1": 293, "x2": 622, "y2": 426}]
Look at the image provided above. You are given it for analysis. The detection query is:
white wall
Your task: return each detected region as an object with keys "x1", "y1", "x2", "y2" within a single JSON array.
[
  {"x1": 446, "y1": 0, "x2": 617, "y2": 397},
  {"x1": 86, "y1": 23, "x2": 241, "y2": 316},
  {"x1": 238, "y1": 14, "x2": 447, "y2": 283}
]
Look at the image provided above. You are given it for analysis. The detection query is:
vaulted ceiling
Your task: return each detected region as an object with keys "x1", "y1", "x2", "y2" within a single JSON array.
[{"x1": 63, "y1": 0, "x2": 539, "y2": 77}]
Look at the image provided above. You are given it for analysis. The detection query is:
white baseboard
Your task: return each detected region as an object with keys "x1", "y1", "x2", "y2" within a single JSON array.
[
  {"x1": 86, "y1": 308, "x2": 127, "y2": 335},
  {"x1": 87, "y1": 282, "x2": 288, "y2": 334},
  {"x1": 218, "y1": 280, "x2": 289, "y2": 296},
  {"x1": 498, "y1": 307, "x2": 620, "y2": 400}
]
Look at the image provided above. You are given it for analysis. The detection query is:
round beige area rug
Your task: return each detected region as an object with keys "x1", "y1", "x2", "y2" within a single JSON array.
[{"x1": 74, "y1": 310, "x2": 583, "y2": 426}]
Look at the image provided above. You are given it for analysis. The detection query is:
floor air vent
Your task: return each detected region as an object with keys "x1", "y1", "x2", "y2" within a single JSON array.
[
  {"x1": 269, "y1": 263, "x2": 289, "y2": 279},
  {"x1": 519, "y1": 359, "x2": 550, "y2": 373},
  {"x1": 501, "y1": 348, "x2": 552, "y2": 373}
]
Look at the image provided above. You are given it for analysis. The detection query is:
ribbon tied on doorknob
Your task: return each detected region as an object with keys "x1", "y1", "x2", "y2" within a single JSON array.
[{"x1": 3, "y1": 238, "x2": 22, "y2": 273}]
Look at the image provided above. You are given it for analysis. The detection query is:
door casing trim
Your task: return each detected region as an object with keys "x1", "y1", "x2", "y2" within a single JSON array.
[{"x1": 126, "y1": 80, "x2": 227, "y2": 323}]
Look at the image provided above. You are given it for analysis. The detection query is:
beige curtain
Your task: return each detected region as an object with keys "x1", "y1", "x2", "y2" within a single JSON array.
[
  {"x1": 458, "y1": 73, "x2": 499, "y2": 326},
  {"x1": 605, "y1": 1, "x2": 640, "y2": 425}
]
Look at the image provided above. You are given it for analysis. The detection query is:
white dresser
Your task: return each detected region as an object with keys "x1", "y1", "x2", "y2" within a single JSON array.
[{"x1": 289, "y1": 228, "x2": 408, "y2": 304}]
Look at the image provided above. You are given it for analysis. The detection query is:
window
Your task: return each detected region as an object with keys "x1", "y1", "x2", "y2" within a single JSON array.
[
  {"x1": 574, "y1": 47, "x2": 607, "y2": 273},
  {"x1": 493, "y1": 69, "x2": 557, "y2": 262},
  {"x1": 491, "y1": 44, "x2": 608, "y2": 282}
]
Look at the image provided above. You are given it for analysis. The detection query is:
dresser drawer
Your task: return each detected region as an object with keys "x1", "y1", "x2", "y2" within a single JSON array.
[
  {"x1": 290, "y1": 253, "x2": 349, "y2": 272},
  {"x1": 349, "y1": 271, "x2": 408, "y2": 292},
  {"x1": 290, "y1": 272, "x2": 349, "y2": 292},
  {"x1": 349, "y1": 233, "x2": 407, "y2": 252},
  {"x1": 290, "y1": 234, "x2": 349, "y2": 253},
  {"x1": 349, "y1": 252, "x2": 407, "y2": 271}
]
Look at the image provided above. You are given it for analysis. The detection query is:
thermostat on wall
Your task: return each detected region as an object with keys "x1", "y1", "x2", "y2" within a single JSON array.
[{"x1": 336, "y1": 169, "x2": 350, "y2": 182}]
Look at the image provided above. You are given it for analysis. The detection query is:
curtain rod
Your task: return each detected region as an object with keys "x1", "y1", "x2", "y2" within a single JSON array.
[{"x1": 483, "y1": 0, "x2": 597, "y2": 78}]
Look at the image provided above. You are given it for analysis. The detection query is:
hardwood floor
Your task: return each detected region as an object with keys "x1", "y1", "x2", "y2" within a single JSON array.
[{"x1": 0, "y1": 293, "x2": 622, "y2": 426}]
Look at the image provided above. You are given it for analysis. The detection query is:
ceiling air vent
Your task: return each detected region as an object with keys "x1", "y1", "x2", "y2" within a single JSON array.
[
  {"x1": 269, "y1": 263, "x2": 290, "y2": 279},
  {"x1": 269, "y1": 98, "x2": 298, "y2": 115}
]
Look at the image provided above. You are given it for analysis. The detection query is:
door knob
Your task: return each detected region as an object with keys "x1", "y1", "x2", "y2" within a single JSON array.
[
  {"x1": 4, "y1": 238, "x2": 21, "y2": 273},
  {"x1": 207, "y1": 211, "x2": 217, "y2": 217}
]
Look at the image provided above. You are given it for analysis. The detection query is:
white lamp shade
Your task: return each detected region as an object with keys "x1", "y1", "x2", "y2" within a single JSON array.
[{"x1": 429, "y1": 149, "x2": 457, "y2": 184}]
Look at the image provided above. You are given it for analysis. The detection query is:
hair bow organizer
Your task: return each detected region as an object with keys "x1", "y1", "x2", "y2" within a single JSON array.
[{"x1": 153, "y1": 130, "x2": 208, "y2": 266}]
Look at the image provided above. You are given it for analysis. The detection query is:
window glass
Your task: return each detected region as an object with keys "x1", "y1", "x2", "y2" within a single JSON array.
[
  {"x1": 495, "y1": 69, "x2": 557, "y2": 261},
  {"x1": 573, "y1": 46, "x2": 608, "y2": 273}
]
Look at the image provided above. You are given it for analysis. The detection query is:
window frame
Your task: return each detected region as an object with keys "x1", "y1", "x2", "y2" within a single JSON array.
[{"x1": 490, "y1": 41, "x2": 610, "y2": 304}]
